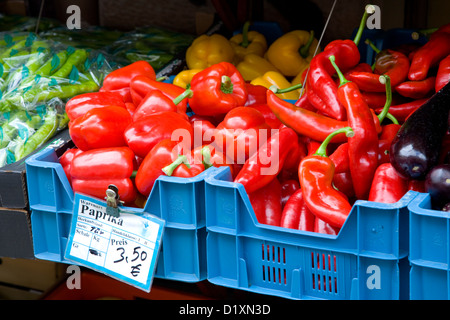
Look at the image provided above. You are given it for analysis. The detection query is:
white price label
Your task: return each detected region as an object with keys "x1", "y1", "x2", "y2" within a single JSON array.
[{"x1": 65, "y1": 193, "x2": 164, "y2": 292}]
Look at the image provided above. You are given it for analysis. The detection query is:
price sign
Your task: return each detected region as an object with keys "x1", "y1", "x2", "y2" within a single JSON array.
[{"x1": 64, "y1": 193, "x2": 164, "y2": 292}]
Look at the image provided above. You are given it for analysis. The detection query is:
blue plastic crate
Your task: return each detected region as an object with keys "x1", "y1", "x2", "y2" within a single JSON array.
[
  {"x1": 205, "y1": 166, "x2": 418, "y2": 300},
  {"x1": 408, "y1": 193, "x2": 450, "y2": 299},
  {"x1": 25, "y1": 146, "x2": 211, "y2": 283}
]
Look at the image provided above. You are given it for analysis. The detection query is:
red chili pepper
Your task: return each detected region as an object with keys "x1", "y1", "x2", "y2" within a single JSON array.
[
  {"x1": 60, "y1": 148, "x2": 82, "y2": 185},
  {"x1": 266, "y1": 90, "x2": 349, "y2": 143},
  {"x1": 280, "y1": 179, "x2": 300, "y2": 208},
  {"x1": 294, "y1": 91, "x2": 317, "y2": 111},
  {"x1": 70, "y1": 147, "x2": 138, "y2": 204},
  {"x1": 101, "y1": 60, "x2": 156, "y2": 92},
  {"x1": 180, "y1": 62, "x2": 248, "y2": 116},
  {"x1": 375, "y1": 98, "x2": 427, "y2": 123},
  {"x1": 436, "y1": 54, "x2": 450, "y2": 92},
  {"x1": 129, "y1": 75, "x2": 188, "y2": 114},
  {"x1": 280, "y1": 189, "x2": 315, "y2": 231},
  {"x1": 362, "y1": 92, "x2": 406, "y2": 109},
  {"x1": 395, "y1": 77, "x2": 436, "y2": 99},
  {"x1": 332, "y1": 171, "x2": 355, "y2": 199},
  {"x1": 368, "y1": 163, "x2": 408, "y2": 203},
  {"x1": 408, "y1": 26, "x2": 450, "y2": 81},
  {"x1": 298, "y1": 127, "x2": 354, "y2": 228},
  {"x1": 246, "y1": 104, "x2": 283, "y2": 129},
  {"x1": 234, "y1": 126, "x2": 300, "y2": 194},
  {"x1": 407, "y1": 179, "x2": 426, "y2": 193},
  {"x1": 134, "y1": 139, "x2": 188, "y2": 197},
  {"x1": 65, "y1": 91, "x2": 127, "y2": 122},
  {"x1": 214, "y1": 106, "x2": 272, "y2": 163},
  {"x1": 330, "y1": 55, "x2": 380, "y2": 199},
  {"x1": 123, "y1": 111, "x2": 194, "y2": 159},
  {"x1": 314, "y1": 218, "x2": 340, "y2": 235},
  {"x1": 244, "y1": 83, "x2": 267, "y2": 106},
  {"x1": 69, "y1": 106, "x2": 132, "y2": 151},
  {"x1": 248, "y1": 177, "x2": 282, "y2": 226},
  {"x1": 329, "y1": 142, "x2": 349, "y2": 173},
  {"x1": 132, "y1": 89, "x2": 178, "y2": 121},
  {"x1": 346, "y1": 49, "x2": 410, "y2": 92}
]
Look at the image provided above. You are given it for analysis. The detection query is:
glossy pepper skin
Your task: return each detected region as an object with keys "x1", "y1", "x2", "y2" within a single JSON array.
[
  {"x1": 60, "y1": 148, "x2": 82, "y2": 185},
  {"x1": 186, "y1": 34, "x2": 235, "y2": 70},
  {"x1": 70, "y1": 147, "x2": 138, "y2": 204},
  {"x1": 65, "y1": 91, "x2": 126, "y2": 121},
  {"x1": 280, "y1": 189, "x2": 315, "y2": 231},
  {"x1": 101, "y1": 60, "x2": 156, "y2": 92},
  {"x1": 331, "y1": 55, "x2": 379, "y2": 200},
  {"x1": 173, "y1": 69, "x2": 202, "y2": 89},
  {"x1": 244, "y1": 83, "x2": 267, "y2": 106},
  {"x1": 408, "y1": 25, "x2": 450, "y2": 81},
  {"x1": 249, "y1": 177, "x2": 282, "y2": 226},
  {"x1": 247, "y1": 104, "x2": 282, "y2": 129},
  {"x1": 395, "y1": 77, "x2": 436, "y2": 99},
  {"x1": 368, "y1": 163, "x2": 408, "y2": 203},
  {"x1": 375, "y1": 98, "x2": 428, "y2": 123},
  {"x1": 229, "y1": 22, "x2": 267, "y2": 63},
  {"x1": 280, "y1": 179, "x2": 300, "y2": 208},
  {"x1": 251, "y1": 71, "x2": 300, "y2": 100},
  {"x1": 234, "y1": 126, "x2": 300, "y2": 194},
  {"x1": 123, "y1": 111, "x2": 193, "y2": 159},
  {"x1": 298, "y1": 127, "x2": 355, "y2": 228},
  {"x1": 266, "y1": 30, "x2": 319, "y2": 77},
  {"x1": 132, "y1": 89, "x2": 178, "y2": 122},
  {"x1": 187, "y1": 62, "x2": 247, "y2": 116},
  {"x1": 237, "y1": 53, "x2": 279, "y2": 81},
  {"x1": 436, "y1": 54, "x2": 450, "y2": 92},
  {"x1": 69, "y1": 106, "x2": 132, "y2": 151}
]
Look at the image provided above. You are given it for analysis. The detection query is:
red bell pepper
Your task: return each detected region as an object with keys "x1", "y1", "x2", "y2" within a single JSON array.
[
  {"x1": 436, "y1": 54, "x2": 450, "y2": 92},
  {"x1": 280, "y1": 179, "x2": 300, "y2": 208},
  {"x1": 60, "y1": 148, "x2": 82, "y2": 185},
  {"x1": 65, "y1": 91, "x2": 127, "y2": 122},
  {"x1": 246, "y1": 104, "x2": 282, "y2": 129},
  {"x1": 408, "y1": 26, "x2": 450, "y2": 81},
  {"x1": 101, "y1": 60, "x2": 156, "y2": 92},
  {"x1": 234, "y1": 126, "x2": 300, "y2": 194},
  {"x1": 70, "y1": 147, "x2": 138, "y2": 204},
  {"x1": 248, "y1": 177, "x2": 282, "y2": 226},
  {"x1": 214, "y1": 106, "x2": 272, "y2": 163},
  {"x1": 298, "y1": 127, "x2": 355, "y2": 228},
  {"x1": 134, "y1": 139, "x2": 189, "y2": 197},
  {"x1": 330, "y1": 55, "x2": 380, "y2": 199},
  {"x1": 69, "y1": 106, "x2": 132, "y2": 151},
  {"x1": 124, "y1": 111, "x2": 194, "y2": 159},
  {"x1": 189, "y1": 114, "x2": 217, "y2": 148},
  {"x1": 395, "y1": 77, "x2": 436, "y2": 99},
  {"x1": 368, "y1": 163, "x2": 408, "y2": 203},
  {"x1": 161, "y1": 153, "x2": 205, "y2": 178},
  {"x1": 190, "y1": 144, "x2": 236, "y2": 177},
  {"x1": 132, "y1": 89, "x2": 178, "y2": 122},
  {"x1": 129, "y1": 75, "x2": 188, "y2": 114},
  {"x1": 178, "y1": 62, "x2": 248, "y2": 116},
  {"x1": 280, "y1": 189, "x2": 315, "y2": 231},
  {"x1": 244, "y1": 83, "x2": 267, "y2": 106}
]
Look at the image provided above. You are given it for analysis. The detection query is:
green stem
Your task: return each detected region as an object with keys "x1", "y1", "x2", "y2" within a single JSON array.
[
  {"x1": 220, "y1": 75, "x2": 234, "y2": 94},
  {"x1": 353, "y1": 4, "x2": 376, "y2": 46},
  {"x1": 299, "y1": 30, "x2": 315, "y2": 58},
  {"x1": 269, "y1": 82, "x2": 303, "y2": 94},
  {"x1": 385, "y1": 112, "x2": 399, "y2": 125},
  {"x1": 329, "y1": 55, "x2": 350, "y2": 87},
  {"x1": 240, "y1": 21, "x2": 251, "y2": 48},
  {"x1": 315, "y1": 127, "x2": 354, "y2": 157},
  {"x1": 377, "y1": 75, "x2": 392, "y2": 123},
  {"x1": 365, "y1": 38, "x2": 380, "y2": 54},
  {"x1": 201, "y1": 145, "x2": 212, "y2": 169},
  {"x1": 162, "y1": 154, "x2": 190, "y2": 176},
  {"x1": 173, "y1": 88, "x2": 193, "y2": 105}
]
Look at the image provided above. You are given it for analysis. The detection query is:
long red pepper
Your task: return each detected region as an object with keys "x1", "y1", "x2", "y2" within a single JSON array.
[
  {"x1": 330, "y1": 55, "x2": 379, "y2": 200},
  {"x1": 280, "y1": 189, "x2": 315, "y2": 231},
  {"x1": 249, "y1": 177, "x2": 282, "y2": 226},
  {"x1": 368, "y1": 163, "x2": 408, "y2": 203},
  {"x1": 435, "y1": 54, "x2": 450, "y2": 92},
  {"x1": 395, "y1": 77, "x2": 436, "y2": 99},
  {"x1": 298, "y1": 127, "x2": 355, "y2": 228},
  {"x1": 374, "y1": 98, "x2": 428, "y2": 123}
]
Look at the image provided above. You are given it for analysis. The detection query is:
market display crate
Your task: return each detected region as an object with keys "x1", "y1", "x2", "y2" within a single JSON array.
[
  {"x1": 409, "y1": 193, "x2": 450, "y2": 300},
  {"x1": 25, "y1": 146, "x2": 213, "y2": 283},
  {"x1": 204, "y1": 166, "x2": 418, "y2": 300}
]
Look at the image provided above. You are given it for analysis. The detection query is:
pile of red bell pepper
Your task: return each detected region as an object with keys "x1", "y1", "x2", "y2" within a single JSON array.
[{"x1": 60, "y1": 13, "x2": 450, "y2": 236}]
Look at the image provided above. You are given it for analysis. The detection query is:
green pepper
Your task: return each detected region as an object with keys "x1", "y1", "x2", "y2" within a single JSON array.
[{"x1": 52, "y1": 49, "x2": 88, "y2": 79}]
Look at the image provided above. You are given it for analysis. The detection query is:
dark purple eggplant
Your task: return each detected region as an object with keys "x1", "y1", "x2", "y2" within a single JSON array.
[
  {"x1": 390, "y1": 82, "x2": 450, "y2": 180},
  {"x1": 425, "y1": 164, "x2": 450, "y2": 209},
  {"x1": 443, "y1": 203, "x2": 450, "y2": 212}
]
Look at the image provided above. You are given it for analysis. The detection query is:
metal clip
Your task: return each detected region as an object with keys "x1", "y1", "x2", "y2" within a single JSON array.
[{"x1": 105, "y1": 184, "x2": 124, "y2": 218}]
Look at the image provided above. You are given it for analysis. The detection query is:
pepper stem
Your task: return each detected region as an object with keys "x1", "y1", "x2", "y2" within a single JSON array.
[
  {"x1": 221, "y1": 75, "x2": 234, "y2": 94},
  {"x1": 385, "y1": 112, "x2": 399, "y2": 125},
  {"x1": 268, "y1": 82, "x2": 303, "y2": 94},
  {"x1": 314, "y1": 127, "x2": 354, "y2": 157},
  {"x1": 201, "y1": 145, "x2": 212, "y2": 169},
  {"x1": 353, "y1": 4, "x2": 376, "y2": 46},
  {"x1": 365, "y1": 38, "x2": 380, "y2": 54},
  {"x1": 173, "y1": 88, "x2": 193, "y2": 105},
  {"x1": 377, "y1": 75, "x2": 392, "y2": 123},
  {"x1": 299, "y1": 30, "x2": 315, "y2": 58},
  {"x1": 162, "y1": 154, "x2": 190, "y2": 176},
  {"x1": 240, "y1": 21, "x2": 251, "y2": 48},
  {"x1": 329, "y1": 55, "x2": 350, "y2": 87}
]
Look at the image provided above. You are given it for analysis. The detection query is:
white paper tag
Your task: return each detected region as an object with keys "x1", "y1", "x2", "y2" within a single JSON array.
[{"x1": 64, "y1": 193, "x2": 164, "y2": 292}]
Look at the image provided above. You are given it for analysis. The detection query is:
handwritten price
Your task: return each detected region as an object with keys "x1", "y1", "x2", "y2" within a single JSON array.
[{"x1": 113, "y1": 246, "x2": 148, "y2": 277}]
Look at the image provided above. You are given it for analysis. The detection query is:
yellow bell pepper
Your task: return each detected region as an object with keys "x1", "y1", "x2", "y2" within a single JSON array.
[
  {"x1": 251, "y1": 71, "x2": 300, "y2": 100},
  {"x1": 236, "y1": 54, "x2": 279, "y2": 81},
  {"x1": 173, "y1": 68, "x2": 202, "y2": 89},
  {"x1": 185, "y1": 34, "x2": 235, "y2": 70},
  {"x1": 265, "y1": 30, "x2": 320, "y2": 77},
  {"x1": 229, "y1": 22, "x2": 267, "y2": 64}
]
